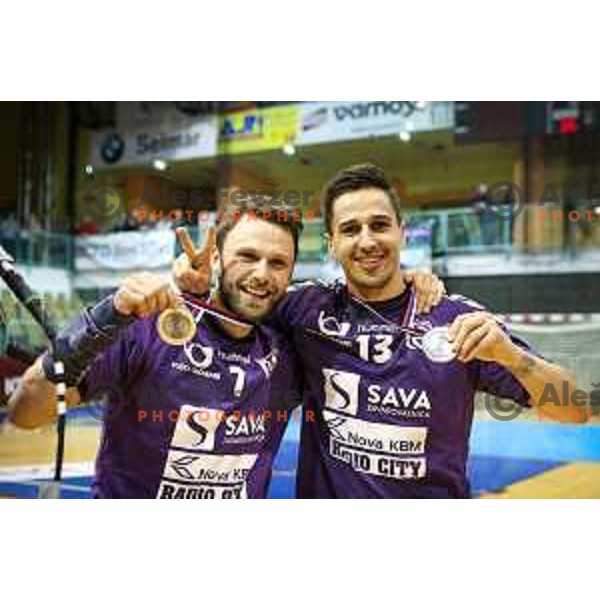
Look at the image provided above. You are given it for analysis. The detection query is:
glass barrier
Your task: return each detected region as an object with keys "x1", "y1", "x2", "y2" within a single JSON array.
[
  {"x1": 2, "y1": 205, "x2": 599, "y2": 351},
  {"x1": 0, "y1": 230, "x2": 73, "y2": 269},
  {"x1": 3, "y1": 205, "x2": 598, "y2": 270},
  {"x1": 406, "y1": 208, "x2": 511, "y2": 257}
]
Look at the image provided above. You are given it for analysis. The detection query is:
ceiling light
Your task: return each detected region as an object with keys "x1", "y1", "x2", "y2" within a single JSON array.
[{"x1": 283, "y1": 143, "x2": 296, "y2": 156}]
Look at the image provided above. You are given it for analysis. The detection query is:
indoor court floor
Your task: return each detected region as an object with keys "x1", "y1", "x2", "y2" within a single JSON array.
[{"x1": 1, "y1": 408, "x2": 600, "y2": 499}]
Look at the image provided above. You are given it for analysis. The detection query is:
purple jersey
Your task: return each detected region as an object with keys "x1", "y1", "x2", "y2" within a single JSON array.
[
  {"x1": 80, "y1": 313, "x2": 300, "y2": 499},
  {"x1": 273, "y1": 282, "x2": 536, "y2": 499}
]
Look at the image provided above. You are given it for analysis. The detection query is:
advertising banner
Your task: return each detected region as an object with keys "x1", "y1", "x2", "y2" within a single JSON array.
[
  {"x1": 75, "y1": 230, "x2": 175, "y2": 271},
  {"x1": 218, "y1": 105, "x2": 299, "y2": 155},
  {"x1": 89, "y1": 117, "x2": 218, "y2": 168},
  {"x1": 297, "y1": 101, "x2": 454, "y2": 146}
]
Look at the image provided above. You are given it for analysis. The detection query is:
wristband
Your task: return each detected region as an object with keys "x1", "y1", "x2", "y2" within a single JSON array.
[{"x1": 42, "y1": 294, "x2": 135, "y2": 387}]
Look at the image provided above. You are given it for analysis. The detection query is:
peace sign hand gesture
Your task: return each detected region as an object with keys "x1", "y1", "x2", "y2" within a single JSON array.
[{"x1": 172, "y1": 226, "x2": 216, "y2": 295}]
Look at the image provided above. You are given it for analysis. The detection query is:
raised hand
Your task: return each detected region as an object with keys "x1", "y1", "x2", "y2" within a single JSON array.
[
  {"x1": 448, "y1": 312, "x2": 513, "y2": 363},
  {"x1": 173, "y1": 226, "x2": 216, "y2": 295},
  {"x1": 404, "y1": 270, "x2": 446, "y2": 314},
  {"x1": 114, "y1": 272, "x2": 180, "y2": 318}
]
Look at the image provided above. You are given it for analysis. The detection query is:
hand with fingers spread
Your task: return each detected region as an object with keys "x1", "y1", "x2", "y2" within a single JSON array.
[
  {"x1": 448, "y1": 312, "x2": 513, "y2": 364},
  {"x1": 404, "y1": 270, "x2": 446, "y2": 314},
  {"x1": 172, "y1": 226, "x2": 216, "y2": 295},
  {"x1": 114, "y1": 272, "x2": 180, "y2": 318}
]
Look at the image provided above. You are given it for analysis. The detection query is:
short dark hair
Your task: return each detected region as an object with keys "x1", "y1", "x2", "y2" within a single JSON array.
[
  {"x1": 321, "y1": 163, "x2": 404, "y2": 234},
  {"x1": 216, "y1": 202, "x2": 304, "y2": 260}
]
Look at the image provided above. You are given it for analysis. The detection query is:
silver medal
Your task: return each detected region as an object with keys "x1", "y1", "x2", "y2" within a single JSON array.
[{"x1": 422, "y1": 327, "x2": 456, "y2": 363}]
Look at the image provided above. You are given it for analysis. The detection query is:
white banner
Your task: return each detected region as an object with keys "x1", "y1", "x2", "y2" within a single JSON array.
[
  {"x1": 297, "y1": 101, "x2": 454, "y2": 146},
  {"x1": 75, "y1": 230, "x2": 175, "y2": 271},
  {"x1": 89, "y1": 116, "x2": 218, "y2": 168}
]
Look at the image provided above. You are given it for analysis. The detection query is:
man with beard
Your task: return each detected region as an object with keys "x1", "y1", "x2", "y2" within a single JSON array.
[
  {"x1": 8, "y1": 207, "x2": 305, "y2": 499},
  {"x1": 174, "y1": 164, "x2": 586, "y2": 499}
]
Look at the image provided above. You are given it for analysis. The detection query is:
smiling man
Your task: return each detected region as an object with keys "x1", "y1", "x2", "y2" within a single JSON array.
[
  {"x1": 290, "y1": 164, "x2": 585, "y2": 497},
  {"x1": 8, "y1": 207, "x2": 305, "y2": 499},
  {"x1": 322, "y1": 175, "x2": 405, "y2": 302}
]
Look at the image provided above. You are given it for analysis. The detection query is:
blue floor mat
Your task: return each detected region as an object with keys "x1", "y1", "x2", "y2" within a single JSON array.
[
  {"x1": 471, "y1": 421, "x2": 600, "y2": 463},
  {"x1": 268, "y1": 473, "x2": 296, "y2": 499},
  {"x1": 272, "y1": 440, "x2": 299, "y2": 471}
]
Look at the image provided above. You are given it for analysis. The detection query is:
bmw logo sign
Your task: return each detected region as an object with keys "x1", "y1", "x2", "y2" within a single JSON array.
[{"x1": 100, "y1": 133, "x2": 125, "y2": 165}]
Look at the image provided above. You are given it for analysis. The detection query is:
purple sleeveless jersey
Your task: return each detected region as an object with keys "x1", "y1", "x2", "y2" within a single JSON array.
[
  {"x1": 80, "y1": 314, "x2": 300, "y2": 499},
  {"x1": 272, "y1": 282, "x2": 537, "y2": 499}
]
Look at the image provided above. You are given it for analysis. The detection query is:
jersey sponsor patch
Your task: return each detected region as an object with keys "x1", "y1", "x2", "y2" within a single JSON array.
[
  {"x1": 324, "y1": 410, "x2": 427, "y2": 455},
  {"x1": 329, "y1": 443, "x2": 426, "y2": 481},
  {"x1": 184, "y1": 343, "x2": 214, "y2": 369},
  {"x1": 318, "y1": 311, "x2": 352, "y2": 337},
  {"x1": 170, "y1": 343, "x2": 222, "y2": 382},
  {"x1": 170, "y1": 405, "x2": 223, "y2": 452},
  {"x1": 323, "y1": 410, "x2": 428, "y2": 481},
  {"x1": 157, "y1": 451, "x2": 258, "y2": 499},
  {"x1": 255, "y1": 349, "x2": 279, "y2": 379},
  {"x1": 366, "y1": 384, "x2": 432, "y2": 420},
  {"x1": 158, "y1": 406, "x2": 260, "y2": 499},
  {"x1": 323, "y1": 368, "x2": 360, "y2": 416}
]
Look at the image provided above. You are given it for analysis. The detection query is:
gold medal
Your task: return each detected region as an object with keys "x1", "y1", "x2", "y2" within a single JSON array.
[{"x1": 157, "y1": 307, "x2": 197, "y2": 346}]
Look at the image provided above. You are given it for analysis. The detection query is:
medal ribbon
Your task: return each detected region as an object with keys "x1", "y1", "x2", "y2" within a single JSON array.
[{"x1": 180, "y1": 293, "x2": 255, "y2": 328}]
